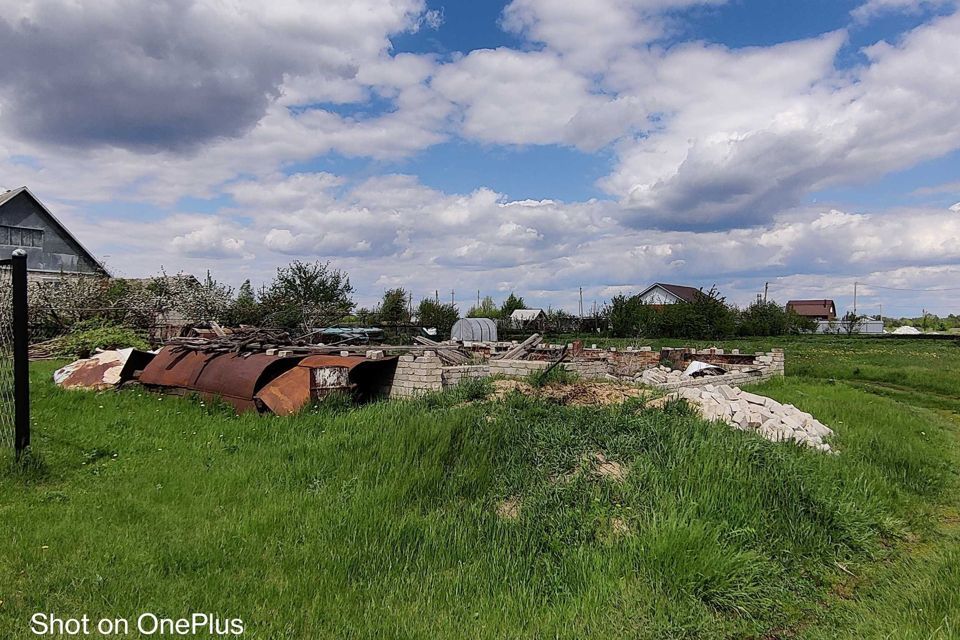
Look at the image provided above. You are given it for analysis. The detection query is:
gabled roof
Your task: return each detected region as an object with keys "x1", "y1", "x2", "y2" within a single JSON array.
[
  {"x1": 510, "y1": 308, "x2": 545, "y2": 321},
  {"x1": 637, "y1": 283, "x2": 704, "y2": 303},
  {"x1": 0, "y1": 186, "x2": 109, "y2": 275},
  {"x1": 786, "y1": 299, "x2": 836, "y2": 317}
]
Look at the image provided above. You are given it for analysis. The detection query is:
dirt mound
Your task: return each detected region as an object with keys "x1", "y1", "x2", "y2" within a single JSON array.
[{"x1": 491, "y1": 379, "x2": 650, "y2": 406}]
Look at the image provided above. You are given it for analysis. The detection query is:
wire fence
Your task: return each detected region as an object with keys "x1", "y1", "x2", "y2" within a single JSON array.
[{"x1": 0, "y1": 251, "x2": 29, "y2": 458}]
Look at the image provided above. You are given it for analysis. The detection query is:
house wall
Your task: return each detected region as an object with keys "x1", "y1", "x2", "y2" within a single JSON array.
[
  {"x1": 0, "y1": 191, "x2": 102, "y2": 275},
  {"x1": 815, "y1": 319, "x2": 884, "y2": 335},
  {"x1": 638, "y1": 286, "x2": 680, "y2": 305}
]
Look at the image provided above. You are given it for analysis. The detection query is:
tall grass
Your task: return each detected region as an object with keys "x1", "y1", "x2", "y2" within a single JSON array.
[{"x1": 1, "y1": 349, "x2": 957, "y2": 638}]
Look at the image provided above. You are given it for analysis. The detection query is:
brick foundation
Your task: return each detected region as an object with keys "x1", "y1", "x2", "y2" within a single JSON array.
[{"x1": 385, "y1": 346, "x2": 785, "y2": 398}]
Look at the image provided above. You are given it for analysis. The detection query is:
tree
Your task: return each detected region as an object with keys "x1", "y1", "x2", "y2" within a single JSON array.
[
  {"x1": 379, "y1": 288, "x2": 410, "y2": 325},
  {"x1": 260, "y1": 260, "x2": 354, "y2": 333},
  {"x1": 467, "y1": 295, "x2": 500, "y2": 319},
  {"x1": 500, "y1": 292, "x2": 526, "y2": 319},
  {"x1": 224, "y1": 280, "x2": 263, "y2": 326},
  {"x1": 353, "y1": 307, "x2": 378, "y2": 326},
  {"x1": 785, "y1": 309, "x2": 818, "y2": 334},
  {"x1": 544, "y1": 308, "x2": 577, "y2": 333},
  {"x1": 608, "y1": 294, "x2": 643, "y2": 337},
  {"x1": 653, "y1": 286, "x2": 736, "y2": 339},
  {"x1": 174, "y1": 271, "x2": 235, "y2": 324},
  {"x1": 839, "y1": 311, "x2": 862, "y2": 335},
  {"x1": 416, "y1": 298, "x2": 459, "y2": 335},
  {"x1": 737, "y1": 300, "x2": 788, "y2": 337}
]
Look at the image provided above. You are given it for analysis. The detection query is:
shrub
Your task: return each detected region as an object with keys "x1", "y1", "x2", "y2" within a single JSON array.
[
  {"x1": 53, "y1": 325, "x2": 150, "y2": 358},
  {"x1": 609, "y1": 287, "x2": 736, "y2": 339}
]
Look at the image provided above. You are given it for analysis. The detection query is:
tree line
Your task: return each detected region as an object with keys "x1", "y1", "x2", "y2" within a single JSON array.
[
  {"x1": 606, "y1": 288, "x2": 819, "y2": 339},
  {"x1": 21, "y1": 259, "x2": 844, "y2": 342}
]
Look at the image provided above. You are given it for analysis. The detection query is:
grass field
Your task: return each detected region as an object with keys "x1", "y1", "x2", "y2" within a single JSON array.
[{"x1": 2, "y1": 337, "x2": 959, "y2": 638}]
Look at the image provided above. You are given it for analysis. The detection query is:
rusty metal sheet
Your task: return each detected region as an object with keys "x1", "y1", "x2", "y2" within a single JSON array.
[
  {"x1": 53, "y1": 348, "x2": 156, "y2": 391},
  {"x1": 139, "y1": 347, "x2": 304, "y2": 413},
  {"x1": 192, "y1": 353, "x2": 303, "y2": 412},
  {"x1": 253, "y1": 366, "x2": 312, "y2": 416},
  {"x1": 139, "y1": 348, "x2": 219, "y2": 389},
  {"x1": 255, "y1": 355, "x2": 397, "y2": 416}
]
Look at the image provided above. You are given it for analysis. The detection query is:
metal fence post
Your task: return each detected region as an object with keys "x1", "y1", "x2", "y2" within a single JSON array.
[{"x1": 11, "y1": 249, "x2": 29, "y2": 457}]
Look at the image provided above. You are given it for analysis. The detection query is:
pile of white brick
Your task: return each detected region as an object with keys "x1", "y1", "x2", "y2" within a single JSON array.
[
  {"x1": 674, "y1": 384, "x2": 834, "y2": 452},
  {"x1": 389, "y1": 352, "x2": 444, "y2": 398},
  {"x1": 636, "y1": 350, "x2": 784, "y2": 391}
]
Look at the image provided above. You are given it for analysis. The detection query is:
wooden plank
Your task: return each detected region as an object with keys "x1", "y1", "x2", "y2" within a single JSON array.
[
  {"x1": 414, "y1": 336, "x2": 470, "y2": 364},
  {"x1": 493, "y1": 333, "x2": 542, "y2": 360}
]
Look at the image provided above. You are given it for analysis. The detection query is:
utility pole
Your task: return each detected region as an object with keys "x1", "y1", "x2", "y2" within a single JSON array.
[
  {"x1": 477, "y1": 289, "x2": 480, "y2": 309},
  {"x1": 579, "y1": 287, "x2": 583, "y2": 319},
  {"x1": 451, "y1": 289, "x2": 455, "y2": 306},
  {"x1": 763, "y1": 282, "x2": 769, "y2": 303},
  {"x1": 435, "y1": 290, "x2": 439, "y2": 304}
]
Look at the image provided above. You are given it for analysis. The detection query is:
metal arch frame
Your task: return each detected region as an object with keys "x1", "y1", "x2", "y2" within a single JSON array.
[{"x1": 1, "y1": 250, "x2": 30, "y2": 457}]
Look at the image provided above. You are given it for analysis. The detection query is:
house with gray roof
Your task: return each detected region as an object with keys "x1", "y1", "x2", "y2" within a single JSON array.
[{"x1": 0, "y1": 186, "x2": 108, "y2": 279}]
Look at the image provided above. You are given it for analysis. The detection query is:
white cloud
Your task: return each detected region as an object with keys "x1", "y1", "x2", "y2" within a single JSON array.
[
  {"x1": 169, "y1": 219, "x2": 250, "y2": 259},
  {"x1": 65, "y1": 167, "x2": 960, "y2": 313},
  {"x1": 501, "y1": 0, "x2": 728, "y2": 72},
  {"x1": 432, "y1": 48, "x2": 640, "y2": 150},
  {"x1": 0, "y1": 0, "x2": 430, "y2": 150},
  {"x1": 601, "y1": 12, "x2": 960, "y2": 228},
  {"x1": 851, "y1": 0, "x2": 956, "y2": 22}
]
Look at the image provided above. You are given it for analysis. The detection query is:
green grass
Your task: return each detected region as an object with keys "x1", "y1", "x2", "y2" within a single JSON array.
[{"x1": 2, "y1": 337, "x2": 959, "y2": 638}]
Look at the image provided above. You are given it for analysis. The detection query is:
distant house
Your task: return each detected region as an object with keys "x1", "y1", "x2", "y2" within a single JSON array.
[
  {"x1": 636, "y1": 283, "x2": 705, "y2": 305},
  {"x1": 0, "y1": 186, "x2": 108, "y2": 280},
  {"x1": 786, "y1": 299, "x2": 836, "y2": 321},
  {"x1": 510, "y1": 308, "x2": 546, "y2": 329}
]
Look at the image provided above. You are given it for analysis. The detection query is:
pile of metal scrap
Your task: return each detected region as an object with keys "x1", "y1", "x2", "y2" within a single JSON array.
[
  {"x1": 53, "y1": 348, "x2": 156, "y2": 391},
  {"x1": 256, "y1": 354, "x2": 396, "y2": 415},
  {"x1": 137, "y1": 345, "x2": 398, "y2": 414}
]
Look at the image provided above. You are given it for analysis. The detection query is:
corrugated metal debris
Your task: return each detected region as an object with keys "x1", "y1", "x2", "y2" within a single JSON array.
[
  {"x1": 53, "y1": 348, "x2": 156, "y2": 391},
  {"x1": 256, "y1": 354, "x2": 398, "y2": 416}
]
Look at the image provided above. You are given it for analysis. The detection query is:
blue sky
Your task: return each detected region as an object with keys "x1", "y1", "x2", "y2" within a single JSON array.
[{"x1": 1, "y1": 0, "x2": 958, "y2": 315}]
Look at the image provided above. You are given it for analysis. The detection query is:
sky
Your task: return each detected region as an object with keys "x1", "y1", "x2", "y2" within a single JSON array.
[{"x1": 1, "y1": 0, "x2": 959, "y2": 317}]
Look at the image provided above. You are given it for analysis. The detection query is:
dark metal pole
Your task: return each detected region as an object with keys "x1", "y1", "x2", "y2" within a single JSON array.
[{"x1": 11, "y1": 249, "x2": 29, "y2": 457}]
